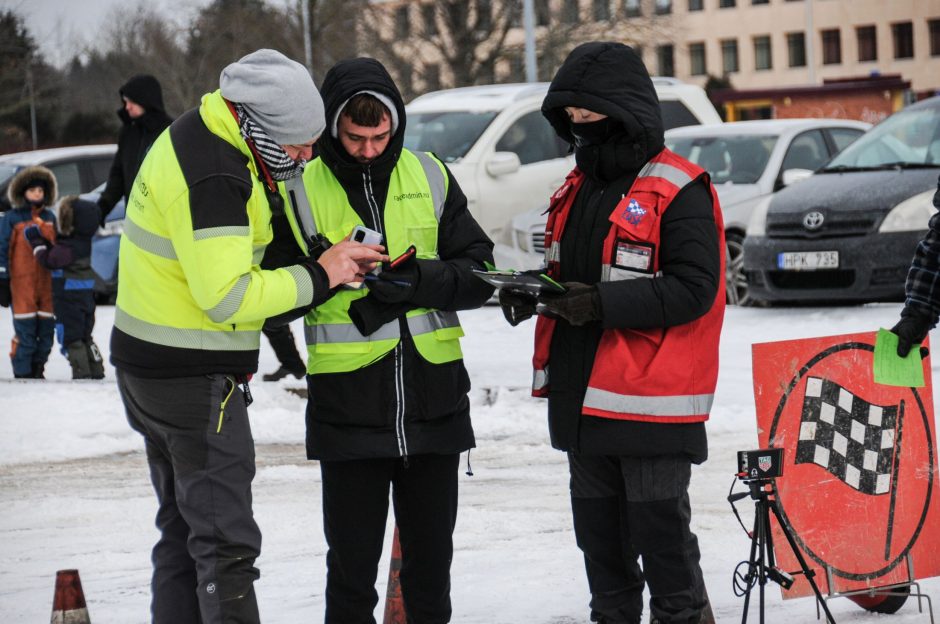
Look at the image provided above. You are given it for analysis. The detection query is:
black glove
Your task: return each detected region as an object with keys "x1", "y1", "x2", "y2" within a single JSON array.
[
  {"x1": 366, "y1": 260, "x2": 419, "y2": 304},
  {"x1": 348, "y1": 297, "x2": 412, "y2": 336},
  {"x1": 891, "y1": 310, "x2": 934, "y2": 358},
  {"x1": 538, "y1": 282, "x2": 602, "y2": 326},
  {"x1": 499, "y1": 288, "x2": 537, "y2": 326},
  {"x1": 97, "y1": 198, "x2": 111, "y2": 229},
  {"x1": 23, "y1": 225, "x2": 51, "y2": 251},
  {"x1": 0, "y1": 278, "x2": 10, "y2": 308}
]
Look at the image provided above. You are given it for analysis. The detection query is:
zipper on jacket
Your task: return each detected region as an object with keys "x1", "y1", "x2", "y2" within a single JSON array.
[{"x1": 362, "y1": 167, "x2": 408, "y2": 458}]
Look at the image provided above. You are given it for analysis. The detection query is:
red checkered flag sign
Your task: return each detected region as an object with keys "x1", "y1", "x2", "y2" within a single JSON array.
[{"x1": 796, "y1": 377, "x2": 900, "y2": 496}]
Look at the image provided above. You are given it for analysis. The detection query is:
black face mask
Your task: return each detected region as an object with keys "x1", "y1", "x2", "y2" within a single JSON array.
[{"x1": 570, "y1": 118, "x2": 614, "y2": 148}]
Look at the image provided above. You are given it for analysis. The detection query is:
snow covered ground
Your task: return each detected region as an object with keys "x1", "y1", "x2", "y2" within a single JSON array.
[{"x1": 1, "y1": 302, "x2": 938, "y2": 623}]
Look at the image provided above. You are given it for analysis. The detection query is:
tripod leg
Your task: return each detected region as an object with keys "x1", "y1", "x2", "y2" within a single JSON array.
[
  {"x1": 741, "y1": 503, "x2": 762, "y2": 624},
  {"x1": 769, "y1": 501, "x2": 837, "y2": 624},
  {"x1": 758, "y1": 499, "x2": 769, "y2": 624}
]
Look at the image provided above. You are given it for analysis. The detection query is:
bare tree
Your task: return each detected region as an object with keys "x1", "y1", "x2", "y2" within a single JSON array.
[{"x1": 359, "y1": 0, "x2": 521, "y2": 99}]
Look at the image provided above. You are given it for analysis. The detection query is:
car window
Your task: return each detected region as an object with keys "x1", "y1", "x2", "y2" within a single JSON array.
[
  {"x1": 660, "y1": 101, "x2": 702, "y2": 130},
  {"x1": 494, "y1": 111, "x2": 568, "y2": 165},
  {"x1": 0, "y1": 165, "x2": 17, "y2": 188},
  {"x1": 781, "y1": 130, "x2": 829, "y2": 172},
  {"x1": 826, "y1": 104, "x2": 940, "y2": 168},
  {"x1": 404, "y1": 111, "x2": 498, "y2": 162},
  {"x1": 47, "y1": 162, "x2": 82, "y2": 196},
  {"x1": 89, "y1": 157, "x2": 114, "y2": 189},
  {"x1": 666, "y1": 134, "x2": 777, "y2": 184},
  {"x1": 827, "y1": 128, "x2": 864, "y2": 154}
]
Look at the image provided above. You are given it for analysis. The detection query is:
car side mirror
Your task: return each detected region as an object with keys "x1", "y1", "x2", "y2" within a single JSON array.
[
  {"x1": 781, "y1": 168, "x2": 814, "y2": 188},
  {"x1": 486, "y1": 152, "x2": 521, "y2": 177}
]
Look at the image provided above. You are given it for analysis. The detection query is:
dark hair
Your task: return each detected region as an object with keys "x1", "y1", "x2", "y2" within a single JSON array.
[{"x1": 342, "y1": 94, "x2": 389, "y2": 127}]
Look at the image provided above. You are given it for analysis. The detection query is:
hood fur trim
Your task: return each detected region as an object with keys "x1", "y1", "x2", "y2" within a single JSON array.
[{"x1": 8, "y1": 165, "x2": 57, "y2": 208}]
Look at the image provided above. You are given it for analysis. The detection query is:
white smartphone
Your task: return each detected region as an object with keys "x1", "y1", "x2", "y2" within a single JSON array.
[
  {"x1": 346, "y1": 225, "x2": 384, "y2": 290},
  {"x1": 350, "y1": 225, "x2": 383, "y2": 246}
]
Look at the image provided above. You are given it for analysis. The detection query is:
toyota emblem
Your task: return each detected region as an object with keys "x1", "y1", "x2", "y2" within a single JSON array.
[{"x1": 803, "y1": 211, "x2": 825, "y2": 230}]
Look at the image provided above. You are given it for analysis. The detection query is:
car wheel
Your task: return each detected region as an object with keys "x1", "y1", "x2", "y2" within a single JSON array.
[{"x1": 725, "y1": 231, "x2": 749, "y2": 306}]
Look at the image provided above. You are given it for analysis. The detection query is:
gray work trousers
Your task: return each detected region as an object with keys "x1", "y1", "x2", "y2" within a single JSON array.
[{"x1": 117, "y1": 369, "x2": 261, "y2": 624}]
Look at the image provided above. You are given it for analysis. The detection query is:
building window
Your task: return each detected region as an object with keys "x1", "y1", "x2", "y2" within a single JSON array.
[
  {"x1": 422, "y1": 4, "x2": 437, "y2": 36},
  {"x1": 892, "y1": 21, "x2": 914, "y2": 59},
  {"x1": 688, "y1": 0, "x2": 703, "y2": 10},
  {"x1": 535, "y1": 0, "x2": 551, "y2": 26},
  {"x1": 625, "y1": 0, "x2": 642, "y2": 17},
  {"x1": 720, "y1": 0, "x2": 736, "y2": 8},
  {"x1": 721, "y1": 39, "x2": 739, "y2": 73},
  {"x1": 787, "y1": 32, "x2": 806, "y2": 67},
  {"x1": 563, "y1": 0, "x2": 579, "y2": 23},
  {"x1": 594, "y1": 0, "x2": 611, "y2": 21},
  {"x1": 477, "y1": 0, "x2": 492, "y2": 31},
  {"x1": 395, "y1": 6, "x2": 410, "y2": 39},
  {"x1": 689, "y1": 42, "x2": 706, "y2": 75},
  {"x1": 657, "y1": 44, "x2": 675, "y2": 76},
  {"x1": 754, "y1": 35, "x2": 772, "y2": 70},
  {"x1": 856, "y1": 25, "x2": 876, "y2": 62},
  {"x1": 424, "y1": 64, "x2": 441, "y2": 91},
  {"x1": 655, "y1": 0, "x2": 672, "y2": 15},
  {"x1": 821, "y1": 28, "x2": 841, "y2": 65},
  {"x1": 930, "y1": 19, "x2": 940, "y2": 56},
  {"x1": 752, "y1": 0, "x2": 769, "y2": 4}
]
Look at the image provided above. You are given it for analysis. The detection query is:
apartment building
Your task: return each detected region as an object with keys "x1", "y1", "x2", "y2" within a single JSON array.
[{"x1": 366, "y1": 0, "x2": 940, "y2": 100}]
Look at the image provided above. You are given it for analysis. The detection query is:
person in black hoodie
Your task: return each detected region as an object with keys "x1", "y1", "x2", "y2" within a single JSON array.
[
  {"x1": 284, "y1": 57, "x2": 493, "y2": 623},
  {"x1": 97, "y1": 74, "x2": 174, "y2": 225},
  {"x1": 500, "y1": 42, "x2": 724, "y2": 624},
  {"x1": 25, "y1": 196, "x2": 105, "y2": 379}
]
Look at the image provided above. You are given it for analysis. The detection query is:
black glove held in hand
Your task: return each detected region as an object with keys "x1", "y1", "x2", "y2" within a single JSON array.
[
  {"x1": 367, "y1": 263, "x2": 419, "y2": 304},
  {"x1": 0, "y1": 278, "x2": 10, "y2": 308},
  {"x1": 538, "y1": 282, "x2": 601, "y2": 326},
  {"x1": 891, "y1": 310, "x2": 934, "y2": 357},
  {"x1": 499, "y1": 288, "x2": 537, "y2": 326},
  {"x1": 23, "y1": 224, "x2": 51, "y2": 250}
]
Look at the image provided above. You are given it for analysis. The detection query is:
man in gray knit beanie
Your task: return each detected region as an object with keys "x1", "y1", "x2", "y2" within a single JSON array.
[{"x1": 113, "y1": 48, "x2": 385, "y2": 624}]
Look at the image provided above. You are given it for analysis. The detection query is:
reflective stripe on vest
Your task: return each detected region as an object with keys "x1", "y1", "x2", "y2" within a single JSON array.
[
  {"x1": 304, "y1": 310, "x2": 460, "y2": 346},
  {"x1": 639, "y1": 160, "x2": 694, "y2": 189},
  {"x1": 602, "y1": 266, "x2": 661, "y2": 282},
  {"x1": 583, "y1": 387, "x2": 715, "y2": 418},
  {"x1": 533, "y1": 366, "x2": 549, "y2": 392},
  {"x1": 113, "y1": 305, "x2": 261, "y2": 350}
]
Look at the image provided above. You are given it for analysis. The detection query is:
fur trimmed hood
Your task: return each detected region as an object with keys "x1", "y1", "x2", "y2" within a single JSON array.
[
  {"x1": 56, "y1": 195, "x2": 100, "y2": 238},
  {"x1": 8, "y1": 165, "x2": 57, "y2": 208}
]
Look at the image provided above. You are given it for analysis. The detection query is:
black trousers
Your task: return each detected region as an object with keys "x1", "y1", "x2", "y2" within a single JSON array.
[
  {"x1": 117, "y1": 370, "x2": 261, "y2": 624},
  {"x1": 568, "y1": 453, "x2": 707, "y2": 624},
  {"x1": 319, "y1": 453, "x2": 460, "y2": 624}
]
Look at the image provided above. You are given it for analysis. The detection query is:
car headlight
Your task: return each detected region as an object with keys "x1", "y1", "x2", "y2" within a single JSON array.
[
  {"x1": 745, "y1": 196, "x2": 773, "y2": 237},
  {"x1": 515, "y1": 228, "x2": 530, "y2": 252},
  {"x1": 879, "y1": 190, "x2": 935, "y2": 233},
  {"x1": 99, "y1": 219, "x2": 125, "y2": 237}
]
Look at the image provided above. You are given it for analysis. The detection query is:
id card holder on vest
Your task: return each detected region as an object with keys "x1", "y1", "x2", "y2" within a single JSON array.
[{"x1": 612, "y1": 239, "x2": 655, "y2": 274}]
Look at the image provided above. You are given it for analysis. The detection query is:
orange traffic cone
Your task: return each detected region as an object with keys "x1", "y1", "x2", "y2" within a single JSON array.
[
  {"x1": 382, "y1": 526, "x2": 406, "y2": 624},
  {"x1": 50, "y1": 569, "x2": 90, "y2": 624}
]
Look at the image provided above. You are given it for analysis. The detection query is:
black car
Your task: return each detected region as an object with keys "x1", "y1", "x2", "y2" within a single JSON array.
[{"x1": 743, "y1": 96, "x2": 940, "y2": 304}]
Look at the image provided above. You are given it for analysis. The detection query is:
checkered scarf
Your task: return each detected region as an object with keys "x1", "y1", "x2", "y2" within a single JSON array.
[{"x1": 234, "y1": 103, "x2": 304, "y2": 181}]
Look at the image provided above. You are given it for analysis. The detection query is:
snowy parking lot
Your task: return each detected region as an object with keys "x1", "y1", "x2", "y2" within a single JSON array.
[{"x1": 1, "y1": 302, "x2": 938, "y2": 623}]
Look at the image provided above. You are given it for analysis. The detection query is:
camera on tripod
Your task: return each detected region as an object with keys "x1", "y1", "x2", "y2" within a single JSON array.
[{"x1": 736, "y1": 447, "x2": 784, "y2": 481}]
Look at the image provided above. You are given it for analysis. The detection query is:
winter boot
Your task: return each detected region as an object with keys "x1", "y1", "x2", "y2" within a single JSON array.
[
  {"x1": 31, "y1": 362, "x2": 46, "y2": 379},
  {"x1": 85, "y1": 341, "x2": 105, "y2": 379},
  {"x1": 66, "y1": 341, "x2": 93, "y2": 379},
  {"x1": 262, "y1": 364, "x2": 306, "y2": 381}
]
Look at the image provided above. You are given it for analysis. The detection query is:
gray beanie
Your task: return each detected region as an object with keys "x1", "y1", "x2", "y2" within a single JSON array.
[{"x1": 219, "y1": 49, "x2": 325, "y2": 145}]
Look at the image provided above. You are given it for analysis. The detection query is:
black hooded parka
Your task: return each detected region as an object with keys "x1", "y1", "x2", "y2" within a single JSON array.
[
  {"x1": 98, "y1": 75, "x2": 174, "y2": 217},
  {"x1": 304, "y1": 58, "x2": 495, "y2": 461},
  {"x1": 540, "y1": 42, "x2": 722, "y2": 462}
]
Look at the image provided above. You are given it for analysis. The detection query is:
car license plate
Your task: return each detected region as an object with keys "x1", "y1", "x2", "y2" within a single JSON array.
[{"x1": 777, "y1": 251, "x2": 839, "y2": 271}]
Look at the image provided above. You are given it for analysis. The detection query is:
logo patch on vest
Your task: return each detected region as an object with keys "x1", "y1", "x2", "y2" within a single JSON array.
[
  {"x1": 621, "y1": 198, "x2": 647, "y2": 226},
  {"x1": 613, "y1": 239, "x2": 654, "y2": 272}
]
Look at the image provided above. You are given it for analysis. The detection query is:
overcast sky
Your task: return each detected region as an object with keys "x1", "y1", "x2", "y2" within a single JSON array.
[{"x1": 1, "y1": 0, "x2": 290, "y2": 67}]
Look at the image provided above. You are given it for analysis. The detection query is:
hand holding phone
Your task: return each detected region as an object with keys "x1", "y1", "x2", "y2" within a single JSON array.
[
  {"x1": 387, "y1": 245, "x2": 417, "y2": 271},
  {"x1": 350, "y1": 225, "x2": 383, "y2": 246}
]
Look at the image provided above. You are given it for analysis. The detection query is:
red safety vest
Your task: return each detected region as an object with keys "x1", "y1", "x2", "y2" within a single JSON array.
[{"x1": 532, "y1": 148, "x2": 726, "y2": 424}]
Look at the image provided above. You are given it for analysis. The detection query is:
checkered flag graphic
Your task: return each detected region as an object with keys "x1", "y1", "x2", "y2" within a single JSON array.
[{"x1": 795, "y1": 377, "x2": 899, "y2": 495}]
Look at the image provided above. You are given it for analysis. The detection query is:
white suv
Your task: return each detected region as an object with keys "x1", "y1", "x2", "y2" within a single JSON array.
[{"x1": 404, "y1": 79, "x2": 721, "y2": 241}]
